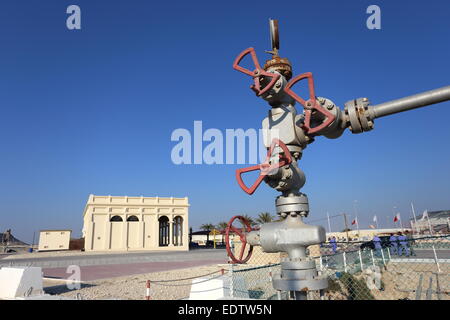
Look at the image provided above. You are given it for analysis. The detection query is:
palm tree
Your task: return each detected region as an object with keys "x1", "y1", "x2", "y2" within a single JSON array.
[
  {"x1": 216, "y1": 221, "x2": 229, "y2": 231},
  {"x1": 273, "y1": 215, "x2": 286, "y2": 222},
  {"x1": 216, "y1": 221, "x2": 229, "y2": 243},
  {"x1": 200, "y1": 223, "x2": 215, "y2": 242},
  {"x1": 200, "y1": 223, "x2": 215, "y2": 231},
  {"x1": 241, "y1": 214, "x2": 257, "y2": 227},
  {"x1": 256, "y1": 212, "x2": 274, "y2": 224}
]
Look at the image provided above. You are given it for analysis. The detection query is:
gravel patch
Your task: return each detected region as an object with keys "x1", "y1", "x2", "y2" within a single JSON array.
[{"x1": 46, "y1": 264, "x2": 228, "y2": 300}]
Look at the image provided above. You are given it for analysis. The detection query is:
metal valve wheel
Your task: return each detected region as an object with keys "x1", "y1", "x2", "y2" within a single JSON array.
[
  {"x1": 232, "y1": 47, "x2": 280, "y2": 96},
  {"x1": 235, "y1": 138, "x2": 292, "y2": 195},
  {"x1": 225, "y1": 215, "x2": 254, "y2": 264},
  {"x1": 284, "y1": 72, "x2": 336, "y2": 135}
]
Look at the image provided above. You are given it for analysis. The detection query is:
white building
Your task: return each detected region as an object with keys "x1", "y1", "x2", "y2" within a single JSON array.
[
  {"x1": 38, "y1": 230, "x2": 71, "y2": 251},
  {"x1": 83, "y1": 195, "x2": 189, "y2": 252}
]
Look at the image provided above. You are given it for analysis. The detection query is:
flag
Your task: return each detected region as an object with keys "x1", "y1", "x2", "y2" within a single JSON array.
[
  {"x1": 373, "y1": 215, "x2": 377, "y2": 222},
  {"x1": 351, "y1": 218, "x2": 357, "y2": 225},
  {"x1": 421, "y1": 210, "x2": 428, "y2": 221},
  {"x1": 394, "y1": 213, "x2": 400, "y2": 222}
]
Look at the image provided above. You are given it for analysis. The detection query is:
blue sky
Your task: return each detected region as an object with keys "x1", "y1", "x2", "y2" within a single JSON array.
[{"x1": 0, "y1": 0, "x2": 449, "y2": 243}]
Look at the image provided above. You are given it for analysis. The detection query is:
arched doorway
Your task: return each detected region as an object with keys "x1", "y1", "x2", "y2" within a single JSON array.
[
  {"x1": 127, "y1": 215, "x2": 140, "y2": 249},
  {"x1": 109, "y1": 215, "x2": 124, "y2": 250},
  {"x1": 173, "y1": 216, "x2": 183, "y2": 246},
  {"x1": 159, "y1": 216, "x2": 169, "y2": 246}
]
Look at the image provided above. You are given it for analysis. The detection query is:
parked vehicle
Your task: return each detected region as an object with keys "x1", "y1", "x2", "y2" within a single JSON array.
[{"x1": 360, "y1": 236, "x2": 391, "y2": 250}]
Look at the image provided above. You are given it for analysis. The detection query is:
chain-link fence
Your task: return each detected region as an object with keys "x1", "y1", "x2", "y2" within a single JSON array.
[{"x1": 228, "y1": 235, "x2": 450, "y2": 300}]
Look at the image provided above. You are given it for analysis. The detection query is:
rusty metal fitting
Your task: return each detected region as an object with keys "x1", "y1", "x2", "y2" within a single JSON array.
[
  {"x1": 344, "y1": 98, "x2": 374, "y2": 134},
  {"x1": 264, "y1": 56, "x2": 293, "y2": 81}
]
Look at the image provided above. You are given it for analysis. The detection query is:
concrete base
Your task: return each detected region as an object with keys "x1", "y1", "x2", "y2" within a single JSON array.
[
  {"x1": 189, "y1": 275, "x2": 249, "y2": 300},
  {"x1": 0, "y1": 267, "x2": 44, "y2": 298}
]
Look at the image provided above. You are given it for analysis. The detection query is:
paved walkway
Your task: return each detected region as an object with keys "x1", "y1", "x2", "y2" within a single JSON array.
[
  {"x1": 0, "y1": 248, "x2": 228, "y2": 269},
  {"x1": 43, "y1": 259, "x2": 226, "y2": 281}
]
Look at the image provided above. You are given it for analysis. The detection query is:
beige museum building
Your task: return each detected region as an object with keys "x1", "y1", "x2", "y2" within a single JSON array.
[{"x1": 82, "y1": 195, "x2": 189, "y2": 252}]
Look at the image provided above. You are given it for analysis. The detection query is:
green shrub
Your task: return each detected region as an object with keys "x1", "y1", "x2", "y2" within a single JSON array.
[{"x1": 339, "y1": 272, "x2": 375, "y2": 300}]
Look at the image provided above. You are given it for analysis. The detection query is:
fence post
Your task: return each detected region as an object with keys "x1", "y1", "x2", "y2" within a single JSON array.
[
  {"x1": 229, "y1": 263, "x2": 234, "y2": 298},
  {"x1": 432, "y1": 245, "x2": 441, "y2": 273},
  {"x1": 319, "y1": 289, "x2": 325, "y2": 300},
  {"x1": 415, "y1": 274, "x2": 423, "y2": 300},
  {"x1": 343, "y1": 251, "x2": 347, "y2": 273},
  {"x1": 387, "y1": 246, "x2": 391, "y2": 260},
  {"x1": 358, "y1": 249, "x2": 364, "y2": 271},
  {"x1": 145, "y1": 280, "x2": 151, "y2": 300},
  {"x1": 268, "y1": 264, "x2": 273, "y2": 287},
  {"x1": 381, "y1": 248, "x2": 386, "y2": 266},
  {"x1": 319, "y1": 255, "x2": 323, "y2": 271},
  {"x1": 370, "y1": 249, "x2": 375, "y2": 268},
  {"x1": 425, "y1": 277, "x2": 433, "y2": 300},
  {"x1": 435, "y1": 273, "x2": 442, "y2": 300}
]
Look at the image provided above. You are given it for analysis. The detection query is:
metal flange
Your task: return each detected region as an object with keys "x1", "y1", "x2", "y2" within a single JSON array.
[
  {"x1": 275, "y1": 193, "x2": 309, "y2": 216},
  {"x1": 272, "y1": 273, "x2": 328, "y2": 291},
  {"x1": 344, "y1": 98, "x2": 374, "y2": 134}
]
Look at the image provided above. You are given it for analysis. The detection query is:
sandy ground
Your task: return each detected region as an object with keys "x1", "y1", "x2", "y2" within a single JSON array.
[{"x1": 44, "y1": 264, "x2": 229, "y2": 300}]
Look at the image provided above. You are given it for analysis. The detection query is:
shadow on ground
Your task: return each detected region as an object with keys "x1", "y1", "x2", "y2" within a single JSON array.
[{"x1": 44, "y1": 283, "x2": 96, "y2": 295}]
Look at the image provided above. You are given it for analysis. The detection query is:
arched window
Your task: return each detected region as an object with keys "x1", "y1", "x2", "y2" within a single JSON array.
[
  {"x1": 110, "y1": 215, "x2": 123, "y2": 222},
  {"x1": 127, "y1": 215, "x2": 139, "y2": 222},
  {"x1": 173, "y1": 216, "x2": 183, "y2": 246},
  {"x1": 159, "y1": 216, "x2": 169, "y2": 246}
]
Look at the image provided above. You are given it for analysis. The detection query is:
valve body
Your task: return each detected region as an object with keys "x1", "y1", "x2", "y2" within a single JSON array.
[{"x1": 229, "y1": 19, "x2": 450, "y2": 300}]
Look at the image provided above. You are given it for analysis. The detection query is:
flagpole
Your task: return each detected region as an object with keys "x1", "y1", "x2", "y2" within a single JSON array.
[
  {"x1": 411, "y1": 202, "x2": 419, "y2": 234},
  {"x1": 326, "y1": 212, "x2": 331, "y2": 233},
  {"x1": 398, "y1": 213, "x2": 404, "y2": 232},
  {"x1": 353, "y1": 200, "x2": 360, "y2": 236},
  {"x1": 343, "y1": 213, "x2": 350, "y2": 243},
  {"x1": 426, "y1": 209, "x2": 433, "y2": 235},
  {"x1": 447, "y1": 217, "x2": 450, "y2": 234}
]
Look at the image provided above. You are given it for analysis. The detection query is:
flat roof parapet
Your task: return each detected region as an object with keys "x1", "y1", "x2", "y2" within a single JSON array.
[{"x1": 87, "y1": 194, "x2": 189, "y2": 206}]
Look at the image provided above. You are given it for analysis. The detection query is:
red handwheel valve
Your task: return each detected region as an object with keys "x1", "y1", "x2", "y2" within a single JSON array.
[
  {"x1": 284, "y1": 72, "x2": 336, "y2": 135},
  {"x1": 233, "y1": 47, "x2": 280, "y2": 96},
  {"x1": 236, "y1": 138, "x2": 292, "y2": 195},
  {"x1": 225, "y1": 215, "x2": 254, "y2": 264}
]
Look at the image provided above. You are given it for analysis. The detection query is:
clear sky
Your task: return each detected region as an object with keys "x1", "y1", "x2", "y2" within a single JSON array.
[{"x1": 0, "y1": 0, "x2": 449, "y2": 243}]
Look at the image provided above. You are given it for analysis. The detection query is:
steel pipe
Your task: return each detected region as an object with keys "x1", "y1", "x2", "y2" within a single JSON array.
[{"x1": 369, "y1": 85, "x2": 450, "y2": 119}]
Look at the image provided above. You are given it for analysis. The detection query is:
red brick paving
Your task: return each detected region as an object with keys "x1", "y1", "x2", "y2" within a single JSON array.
[{"x1": 43, "y1": 259, "x2": 226, "y2": 281}]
